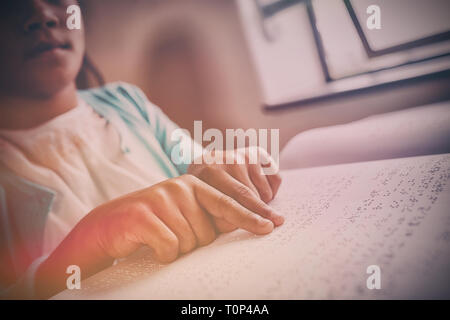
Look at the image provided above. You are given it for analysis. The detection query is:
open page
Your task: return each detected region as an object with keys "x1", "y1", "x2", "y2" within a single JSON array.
[{"x1": 54, "y1": 153, "x2": 450, "y2": 299}]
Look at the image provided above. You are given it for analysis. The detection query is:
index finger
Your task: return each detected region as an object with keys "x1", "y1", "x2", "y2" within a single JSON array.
[
  {"x1": 193, "y1": 179, "x2": 274, "y2": 235},
  {"x1": 199, "y1": 168, "x2": 284, "y2": 226}
]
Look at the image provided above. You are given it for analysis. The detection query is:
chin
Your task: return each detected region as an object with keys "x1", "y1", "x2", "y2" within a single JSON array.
[
  {"x1": 23, "y1": 77, "x2": 74, "y2": 99},
  {"x1": 22, "y1": 63, "x2": 81, "y2": 98}
]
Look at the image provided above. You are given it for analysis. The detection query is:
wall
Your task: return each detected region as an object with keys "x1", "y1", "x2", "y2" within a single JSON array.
[{"x1": 83, "y1": 0, "x2": 450, "y2": 148}]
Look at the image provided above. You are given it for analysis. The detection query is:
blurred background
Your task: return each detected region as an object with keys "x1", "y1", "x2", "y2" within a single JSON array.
[{"x1": 81, "y1": 0, "x2": 450, "y2": 148}]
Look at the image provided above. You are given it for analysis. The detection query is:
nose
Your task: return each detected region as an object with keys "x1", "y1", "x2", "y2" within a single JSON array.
[{"x1": 23, "y1": 0, "x2": 60, "y2": 33}]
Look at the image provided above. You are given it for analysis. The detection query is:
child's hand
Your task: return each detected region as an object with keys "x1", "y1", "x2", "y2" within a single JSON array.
[
  {"x1": 35, "y1": 172, "x2": 282, "y2": 298},
  {"x1": 84, "y1": 174, "x2": 282, "y2": 261},
  {"x1": 188, "y1": 147, "x2": 283, "y2": 232}
]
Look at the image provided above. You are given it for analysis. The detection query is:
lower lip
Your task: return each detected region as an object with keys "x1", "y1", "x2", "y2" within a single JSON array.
[{"x1": 30, "y1": 47, "x2": 69, "y2": 60}]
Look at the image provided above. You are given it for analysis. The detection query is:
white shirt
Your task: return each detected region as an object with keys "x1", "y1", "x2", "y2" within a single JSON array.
[{"x1": 0, "y1": 99, "x2": 169, "y2": 256}]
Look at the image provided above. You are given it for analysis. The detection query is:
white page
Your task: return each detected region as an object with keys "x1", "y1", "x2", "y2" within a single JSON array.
[{"x1": 54, "y1": 154, "x2": 450, "y2": 299}]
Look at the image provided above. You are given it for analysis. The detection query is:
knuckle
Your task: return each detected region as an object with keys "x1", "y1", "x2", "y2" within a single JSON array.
[
  {"x1": 214, "y1": 194, "x2": 236, "y2": 219},
  {"x1": 198, "y1": 166, "x2": 217, "y2": 181},
  {"x1": 125, "y1": 201, "x2": 150, "y2": 221},
  {"x1": 198, "y1": 228, "x2": 217, "y2": 246},
  {"x1": 164, "y1": 232, "x2": 179, "y2": 249},
  {"x1": 179, "y1": 174, "x2": 197, "y2": 184},
  {"x1": 234, "y1": 184, "x2": 252, "y2": 199},
  {"x1": 243, "y1": 209, "x2": 256, "y2": 221},
  {"x1": 252, "y1": 196, "x2": 269, "y2": 211},
  {"x1": 179, "y1": 233, "x2": 197, "y2": 253},
  {"x1": 159, "y1": 234, "x2": 179, "y2": 262},
  {"x1": 167, "y1": 176, "x2": 190, "y2": 193},
  {"x1": 260, "y1": 206, "x2": 274, "y2": 220},
  {"x1": 261, "y1": 188, "x2": 273, "y2": 201},
  {"x1": 151, "y1": 188, "x2": 168, "y2": 204},
  {"x1": 217, "y1": 194, "x2": 235, "y2": 211}
]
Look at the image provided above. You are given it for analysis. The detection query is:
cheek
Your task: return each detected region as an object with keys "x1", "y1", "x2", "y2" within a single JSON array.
[
  {"x1": 70, "y1": 29, "x2": 86, "y2": 69},
  {"x1": 0, "y1": 44, "x2": 26, "y2": 91}
]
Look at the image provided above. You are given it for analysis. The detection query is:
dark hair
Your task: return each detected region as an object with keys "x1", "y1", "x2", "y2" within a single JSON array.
[
  {"x1": 76, "y1": 54, "x2": 105, "y2": 89},
  {"x1": 75, "y1": 0, "x2": 104, "y2": 89}
]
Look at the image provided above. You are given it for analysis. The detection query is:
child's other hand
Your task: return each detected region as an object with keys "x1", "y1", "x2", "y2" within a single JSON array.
[{"x1": 187, "y1": 147, "x2": 283, "y2": 233}]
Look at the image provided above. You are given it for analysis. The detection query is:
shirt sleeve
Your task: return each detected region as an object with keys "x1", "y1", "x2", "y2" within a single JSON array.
[{"x1": 117, "y1": 83, "x2": 203, "y2": 175}]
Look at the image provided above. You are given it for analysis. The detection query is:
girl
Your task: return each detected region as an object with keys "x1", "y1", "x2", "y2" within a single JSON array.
[{"x1": 0, "y1": 0, "x2": 283, "y2": 299}]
